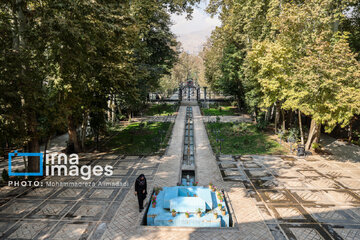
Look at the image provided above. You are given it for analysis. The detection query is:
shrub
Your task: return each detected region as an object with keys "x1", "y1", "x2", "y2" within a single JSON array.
[
  {"x1": 255, "y1": 118, "x2": 268, "y2": 131},
  {"x1": 312, "y1": 142, "x2": 321, "y2": 150},
  {"x1": 285, "y1": 128, "x2": 299, "y2": 143}
]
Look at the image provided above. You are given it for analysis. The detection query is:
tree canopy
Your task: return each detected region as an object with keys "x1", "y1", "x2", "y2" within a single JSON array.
[
  {"x1": 0, "y1": 0, "x2": 200, "y2": 171},
  {"x1": 204, "y1": 0, "x2": 360, "y2": 149}
]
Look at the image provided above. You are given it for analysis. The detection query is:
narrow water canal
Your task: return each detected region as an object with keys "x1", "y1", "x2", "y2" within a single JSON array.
[{"x1": 181, "y1": 106, "x2": 195, "y2": 185}]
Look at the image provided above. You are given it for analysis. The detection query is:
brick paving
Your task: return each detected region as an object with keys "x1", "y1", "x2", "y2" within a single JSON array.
[
  {"x1": 0, "y1": 154, "x2": 158, "y2": 239},
  {"x1": 0, "y1": 102, "x2": 359, "y2": 239}
]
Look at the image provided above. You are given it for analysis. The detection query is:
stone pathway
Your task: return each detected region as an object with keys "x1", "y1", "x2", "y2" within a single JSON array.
[
  {"x1": 202, "y1": 115, "x2": 253, "y2": 123},
  {"x1": 0, "y1": 154, "x2": 161, "y2": 239},
  {"x1": 217, "y1": 154, "x2": 360, "y2": 239},
  {"x1": 320, "y1": 134, "x2": 360, "y2": 163},
  {"x1": 129, "y1": 115, "x2": 177, "y2": 123}
]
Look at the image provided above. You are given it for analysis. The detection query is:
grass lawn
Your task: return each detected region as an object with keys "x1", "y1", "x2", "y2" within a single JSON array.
[
  {"x1": 144, "y1": 103, "x2": 178, "y2": 116},
  {"x1": 202, "y1": 106, "x2": 238, "y2": 116},
  {"x1": 104, "y1": 121, "x2": 173, "y2": 155},
  {"x1": 206, "y1": 122, "x2": 286, "y2": 155}
]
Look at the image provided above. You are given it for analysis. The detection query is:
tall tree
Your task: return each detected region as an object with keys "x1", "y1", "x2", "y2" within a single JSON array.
[{"x1": 204, "y1": 0, "x2": 360, "y2": 150}]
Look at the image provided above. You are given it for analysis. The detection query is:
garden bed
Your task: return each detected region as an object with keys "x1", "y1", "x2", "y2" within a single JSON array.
[
  {"x1": 206, "y1": 122, "x2": 286, "y2": 155},
  {"x1": 103, "y1": 121, "x2": 173, "y2": 155}
]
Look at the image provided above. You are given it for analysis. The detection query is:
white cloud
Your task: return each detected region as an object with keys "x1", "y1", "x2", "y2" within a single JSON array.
[{"x1": 170, "y1": 3, "x2": 220, "y2": 54}]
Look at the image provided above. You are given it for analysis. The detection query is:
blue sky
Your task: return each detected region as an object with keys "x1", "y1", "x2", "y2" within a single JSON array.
[{"x1": 170, "y1": 1, "x2": 220, "y2": 54}]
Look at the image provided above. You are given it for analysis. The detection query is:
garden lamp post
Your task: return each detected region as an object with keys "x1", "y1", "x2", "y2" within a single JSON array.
[
  {"x1": 158, "y1": 130, "x2": 164, "y2": 144},
  {"x1": 278, "y1": 130, "x2": 284, "y2": 144},
  {"x1": 220, "y1": 139, "x2": 224, "y2": 154},
  {"x1": 288, "y1": 136, "x2": 296, "y2": 153},
  {"x1": 203, "y1": 87, "x2": 207, "y2": 101}
]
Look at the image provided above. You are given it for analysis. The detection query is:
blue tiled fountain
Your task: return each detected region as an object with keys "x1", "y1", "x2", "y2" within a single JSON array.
[{"x1": 147, "y1": 186, "x2": 230, "y2": 227}]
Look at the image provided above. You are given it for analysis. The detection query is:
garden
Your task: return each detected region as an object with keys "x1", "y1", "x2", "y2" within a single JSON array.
[
  {"x1": 143, "y1": 103, "x2": 179, "y2": 116},
  {"x1": 206, "y1": 122, "x2": 286, "y2": 155},
  {"x1": 201, "y1": 103, "x2": 240, "y2": 116},
  {"x1": 103, "y1": 121, "x2": 173, "y2": 155}
]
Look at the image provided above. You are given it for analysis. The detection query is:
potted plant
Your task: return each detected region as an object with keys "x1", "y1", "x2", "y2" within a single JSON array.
[
  {"x1": 221, "y1": 208, "x2": 226, "y2": 216},
  {"x1": 192, "y1": 181, "x2": 198, "y2": 186},
  {"x1": 213, "y1": 212, "x2": 218, "y2": 219},
  {"x1": 208, "y1": 182, "x2": 213, "y2": 189},
  {"x1": 196, "y1": 208, "x2": 202, "y2": 218},
  {"x1": 185, "y1": 211, "x2": 190, "y2": 218},
  {"x1": 152, "y1": 200, "x2": 156, "y2": 208},
  {"x1": 154, "y1": 187, "x2": 163, "y2": 195},
  {"x1": 212, "y1": 186, "x2": 216, "y2": 192},
  {"x1": 171, "y1": 209, "x2": 176, "y2": 217},
  {"x1": 193, "y1": 194, "x2": 197, "y2": 197},
  {"x1": 218, "y1": 203, "x2": 222, "y2": 210}
]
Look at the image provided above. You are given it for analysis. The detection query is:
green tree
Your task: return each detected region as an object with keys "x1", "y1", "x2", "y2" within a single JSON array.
[
  {"x1": 205, "y1": 0, "x2": 360, "y2": 150},
  {"x1": 285, "y1": 34, "x2": 360, "y2": 149}
]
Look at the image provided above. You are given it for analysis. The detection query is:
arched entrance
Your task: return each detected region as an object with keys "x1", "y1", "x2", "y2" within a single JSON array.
[{"x1": 179, "y1": 79, "x2": 200, "y2": 101}]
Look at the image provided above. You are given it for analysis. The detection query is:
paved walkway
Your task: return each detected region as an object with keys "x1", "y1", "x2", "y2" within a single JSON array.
[
  {"x1": 129, "y1": 115, "x2": 176, "y2": 123},
  {"x1": 320, "y1": 134, "x2": 360, "y2": 163},
  {"x1": 202, "y1": 115, "x2": 253, "y2": 123},
  {"x1": 0, "y1": 154, "x2": 160, "y2": 239}
]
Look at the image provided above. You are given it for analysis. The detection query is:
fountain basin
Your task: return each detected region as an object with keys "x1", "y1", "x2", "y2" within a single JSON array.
[{"x1": 147, "y1": 186, "x2": 229, "y2": 227}]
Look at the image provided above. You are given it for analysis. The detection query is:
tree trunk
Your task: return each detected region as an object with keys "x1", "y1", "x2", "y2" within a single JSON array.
[
  {"x1": 80, "y1": 111, "x2": 89, "y2": 151},
  {"x1": 27, "y1": 137, "x2": 40, "y2": 172},
  {"x1": 265, "y1": 107, "x2": 271, "y2": 122},
  {"x1": 43, "y1": 136, "x2": 50, "y2": 160},
  {"x1": 298, "y1": 111, "x2": 304, "y2": 145},
  {"x1": 305, "y1": 119, "x2": 321, "y2": 150},
  {"x1": 275, "y1": 103, "x2": 280, "y2": 133},
  {"x1": 22, "y1": 155, "x2": 28, "y2": 174},
  {"x1": 253, "y1": 108, "x2": 258, "y2": 124},
  {"x1": 107, "y1": 94, "x2": 112, "y2": 121},
  {"x1": 26, "y1": 109, "x2": 40, "y2": 172},
  {"x1": 270, "y1": 105, "x2": 275, "y2": 121},
  {"x1": 111, "y1": 96, "x2": 116, "y2": 123},
  {"x1": 287, "y1": 110, "x2": 294, "y2": 129},
  {"x1": 96, "y1": 132, "x2": 99, "y2": 151},
  {"x1": 43, "y1": 135, "x2": 50, "y2": 173},
  {"x1": 68, "y1": 115, "x2": 80, "y2": 153},
  {"x1": 348, "y1": 118, "x2": 353, "y2": 143},
  {"x1": 13, "y1": 0, "x2": 26, "y2": 50},
  {"x1": 281, "y1": 109, "x2": 286, "y2": 130},
  {"x1": 13, "y1": 0, "x2": 40, "y2": 173}
]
